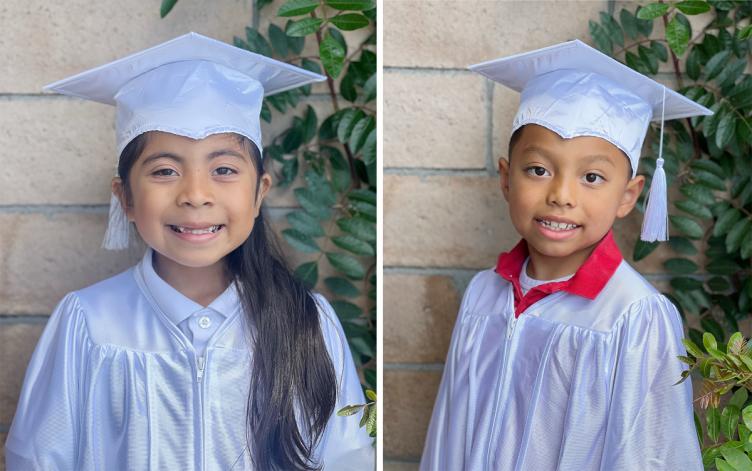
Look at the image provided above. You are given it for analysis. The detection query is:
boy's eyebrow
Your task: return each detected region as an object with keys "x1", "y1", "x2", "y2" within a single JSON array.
[
  {"x1": 140, "y1": 149, "x2": 247, "y2": 167},
  {"x1": 522, "y1": 146, "x2": 617, "y2": 168},
  {"x1": 582, "y1": 154, "x2": 616, "y2": 168}
]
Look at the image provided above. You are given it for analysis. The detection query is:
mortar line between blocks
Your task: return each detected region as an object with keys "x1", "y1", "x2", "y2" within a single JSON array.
[
  {"x1": 0, "y1": 316, "x2": 51, "y2": 324},
  {"x1": 0, "y1": 424, "x2": 10, "y2": 433}
]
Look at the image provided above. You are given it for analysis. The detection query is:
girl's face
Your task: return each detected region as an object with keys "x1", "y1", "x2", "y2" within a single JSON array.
[{"x1": 112, "y1": 132, "x2": 272, "y2": 268}]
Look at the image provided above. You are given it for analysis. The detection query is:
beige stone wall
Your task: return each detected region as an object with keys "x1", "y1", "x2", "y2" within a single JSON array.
[
  {"x1": 0, "y1": 1, "x2": 372, "y2": 468},
  {"x1": 382, "y1": 1, "x2": 748, "y2": 469}
]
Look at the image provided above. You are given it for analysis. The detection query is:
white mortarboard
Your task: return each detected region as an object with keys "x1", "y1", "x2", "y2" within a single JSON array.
[
  {"x1": 44, "y1": 32, "x2": 326, "y2": 250},
  {"x1": 469, "y1": 39, "x2": 713, "y2": 242}
]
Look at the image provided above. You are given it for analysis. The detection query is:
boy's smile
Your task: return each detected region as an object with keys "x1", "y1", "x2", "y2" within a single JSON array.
[{"x1": 499, "y1": 124, "x2": 645, "y2": 280}]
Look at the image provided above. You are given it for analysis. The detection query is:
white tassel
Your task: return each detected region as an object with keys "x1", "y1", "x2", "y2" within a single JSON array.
[
  {"x1": 101, "y1": 192, "x2": 130, "y2": 250},
  {"x1": 641, "y1": 86, "x2": 669, "y2": 242}
]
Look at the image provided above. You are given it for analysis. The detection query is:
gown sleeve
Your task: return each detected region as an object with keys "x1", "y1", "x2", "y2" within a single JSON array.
[
  {"x1": 4, "y1": 292, "x2": 91, "y2": 471},
  {"x1": 600, "y1": 294, "x2": 703, "y2": 471},
  {"x1": 312, "y1": 294, "x2": 375, "y2": 471}
]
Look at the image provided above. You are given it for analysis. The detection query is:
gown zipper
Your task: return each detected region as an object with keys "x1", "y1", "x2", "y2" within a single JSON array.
[{"x1": 196, "y1": 355, "x2": 205, "y2": 382}]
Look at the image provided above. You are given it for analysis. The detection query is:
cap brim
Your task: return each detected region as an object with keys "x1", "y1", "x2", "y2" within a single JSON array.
[
  {"x1": 44, "y1": 32, "x2": 326, "y2": 105},
  {"x1": 469, "y1": 40, "x2": 713, "y2": 121}
]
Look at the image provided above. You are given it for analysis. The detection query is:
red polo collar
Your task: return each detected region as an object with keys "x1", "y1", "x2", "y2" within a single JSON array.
[{"x1": 494, "y1": 229, "x2": 623, "y2": 317}]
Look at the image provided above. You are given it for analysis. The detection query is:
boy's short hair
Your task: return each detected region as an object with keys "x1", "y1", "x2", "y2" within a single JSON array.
[{"x1": 507, "y1": 124, "x2": 633, "y2": 182}]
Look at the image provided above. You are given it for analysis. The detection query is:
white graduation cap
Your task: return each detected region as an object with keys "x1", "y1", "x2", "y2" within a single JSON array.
[
  {"x1": 44, "y1": 32, "x2": 326, "y2": 250},
  {"x1": 469, "y1": 39, "x2": 713, "y2": 242}
]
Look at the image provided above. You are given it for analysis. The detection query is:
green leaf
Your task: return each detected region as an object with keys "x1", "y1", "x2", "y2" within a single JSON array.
[
  {"x1": 621, "y1": 9, "x2": 639, "y2": 40},
  {"x1": 287, "y1": 211, "x2": 325, "y2": 237},
  {"x1": 669, "y1": 236, "x2": 700, "y2": 255},
  {"x1": 706, "y1": 50, "x2": 734, "y2": 80},
  {"x1": 672, "y1": 277, "x2": 704, "y2": 291},
  {"x1": 295, "y1": 188, "x2": 330, "y2": 221},
  {"x1": 337, "y1": 217, "x2": 376, "y2": 241},
  {"x1": 349, "y1": 115, "x2": 375, "y2": 153},
  {"x1": 740, "y1": 25, "x2": 752, "y2": 40},
  {"x1": 294, "y1": 261, "x2": 318, "y2": 290},
  {"x1": 716, "y1": 111, "x2": 738, "y2": 149},
  {"x1": 727, "y1": 219, "x2": 750, "y2": 253},
  {"x1": 687, "y1": 49, "x2": 702, "y2": 80},
  {"x1": 305, "y1": 170, "x2": 337, "y2": 205},
  {"x1": 666, "y1": 16, "x2": 690, "y2": 57},
  {"x1": 319, "y1": 33, "x2": 346, "y2": 78},
  {"x1": 715, "y1": 458, "x2": 739, "y2": 471},
  {"x1": 286, "y1": 17, "x2": 324, "y2": 37},
  {"x1": 740, "y1": 423, "x2": 752, "y2": 453},
  {"x1": 683, "y1": 337, "x2": 705, "y2": 358},
  {"x1": 744, "y1": 405, "x2": 752, "y2": 431},
  {"x1": 366, "y1": 389, "x2": 377, "y2": 402},
  {"x1": 325, "y1": 277, "x2": 361, "y2": 298},
  {"x1": 694, "y1": 170, "x2": 727, "y2": 192},
  {"x1": 709, "y1": 276, "x2": 731, "y2": 292},
  {"x1": 363, "y1": 74, "x2": 376, "y2": 102},
  {"x1": 285, "y1": 21, "x2": 306, "y2": 54},
  {"x1": 731, "y1": 388, "x2": 749, "y2": 409},
  {"x1": 282, "y1": 229, "x2": 320, "y2": 253},
  {"x1": 638, "y1": 45, "x2": 659, "y2": 74},
  {"x1": 716, "y1": 208, "x2": 742, "y2": 236},
  {"x1": 260, "y1": 101, "x2": 272, "y2": 123},
  {"x1": 676, "y1": 1, "x2": 712, "y2": 15},
  {"x1": 589, "y1": 20, "x2": 612, "y2": 55},
  {"x1": 278, "y1": 0, "x2": 319, "y2": 17},
  {"x1": 704, "y1": 331, "x2": 719, "y2": 351},
  {"x1": 670, "y1": 215, "x2": 704, "y2": 239},
  {"x1": 703, "y1": 318, "x2": 726, "y2": 344},
  {"x1": 329, "y1": 28, "x2": 347, "y2": 55},
  {"x1": 636, "y1": 3, "x2": 670, "y2": 19},
  {"x1": 349, "y1": 189, "x2": 376, "y2": 205},
  {"x1": 319, "y1": 110, "x2": 346, "y2": 140},
  {"x1": 703, "y1": 448, "x2": 721, "y2": 471},
  {"x1": 337, "y1": 109, "x2": 364, "y2": 144},
  {"x1": 363, "y1": 129, "x2": 376, "y2": 167},
  {"x1": 258, "y1": 0, "x2": 274, "y2": 10},
  {"x1": 690, "y1": 159, "x2": 726, "y2": 179},
  {"x1": 719, "y1": 442, "x2": 752, "y2": 470},
  {"x1": 633, "y1": 239, "x2": 660, "y2": 261},
  {"x1": 709, "y1": 406, "x2": 722, "y2": 442},
  {"x1": 704, "y1": 103, "x2": 726, "y2": 138},
  {"x1": 738, "y1": 118, "x2": 752, "y2": 146},
  {"x1": 705, "y1": 258, "x2": 742, "y2": 275},
  {"x1": 332, "y1": 300, "x2": 364, "y2": 319},
  {"x1": 626, "y1": 51, "x2": 647, "y2": 73},
  {"x1": 266, "y1": 93, "x2": 287, "y2": 114},
  {"x1": 742, "y1": 231, "x2": 752, "y2": 259},
  {"x1": 695, "y1": 412, "x2": 705, "y2": 447},
  {"x1": 326, "y1": 252, "x2": 365, "y2": 279},
  {"x1": 269, "y1": 24, "x2": 288, "y2": 58},
  {"x1": 330, "y1": 13, "x2": 371, "y2": 31},
  {"x1": 340, "y1": 74, "x2": 357, "y2": 102},
  {"x1": 665, "y1": 258, "x2": 699, "y2": 274},
  {"x1": 717, "y1": 59, "x2": 748, "y2": 88},
  {"x1": 651, "y1": 41, "x2": 669, "y2": 63},
  {"x1": 676, "y1": 289, "x2": 700, "y2": 315},
  {"x1": 278, "y1": 157, "x2": 299, "y2": 187},
  {"x1": 732, "y1": 177, "x2": 751, "y2": 199},
  {"x1": 366, "y1": 404, "x2": 377, "y2": 437},
  {"x1": 680, "y1": 184, "x2": 716, "y2": 205},
  {"x1": 675, "y1": 200, "x2": 713, "y2": 219},
  {"x1": 331, "y1": 235, "x2": 375, "y2": 256},
  {"x1": 324, "y1": 146, "x2": 351, "y2": 193},
  {"x1": 160, "y1": 0, "x2": 179, "y2": 18},
  {"x1": 337, "y1": 404, "x2": 365, "y2": 416},
  {"x1": 350, "y1": 201, "x2": 376, "y2": 223},
  {"x1": 245, "y1": 27, "x2": 273, "y2": 58},
  {"x1": 599, "y1": 12, "x2": 624, "y2": 47},
  {"x1": 325, "y1": 0, "x2": 376, "y2": 11},
  {"x1": 722, "y1": 405, "x2": 741, "y2": 441}
]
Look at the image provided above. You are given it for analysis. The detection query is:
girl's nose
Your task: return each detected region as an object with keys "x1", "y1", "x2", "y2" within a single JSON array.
[
  {"x1": 178, "y1": 171, "x2": 214, "y2": 207},
  {"x1": 546, "y1": 175, "x2": 577, "y2": 208}
]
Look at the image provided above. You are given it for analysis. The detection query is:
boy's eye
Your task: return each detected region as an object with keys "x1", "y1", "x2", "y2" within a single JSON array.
[
  {"x1": 525, "y1": 166, "x2": 550, "y2": 177},
  {"x1": 153, "y1": 169, "x2": 177, "y2": 177},
  {"x1": 213, "y1": 167, "x2": 237, "y2": 176},
  {"x1": 583, "y1": 173, "x2": 604, "y2": 184}
]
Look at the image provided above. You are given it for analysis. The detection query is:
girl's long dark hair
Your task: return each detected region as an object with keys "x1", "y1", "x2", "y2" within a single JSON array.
[{"x1": 117, "y1": 132, "x2": 338, "y2": 470}]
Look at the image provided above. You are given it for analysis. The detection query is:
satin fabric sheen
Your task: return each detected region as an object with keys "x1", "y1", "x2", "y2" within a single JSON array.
[
  {"x1": 5, "y1": 253, "x2": 374, "y2": 470},
  {"x1": 420, "y1": 262, "x2": 703, "y2": 471}
]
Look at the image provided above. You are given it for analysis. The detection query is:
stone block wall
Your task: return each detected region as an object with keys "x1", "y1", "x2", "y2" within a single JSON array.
[
  {"x1": 382, "y1": 1, "x2": 748, "y2": 469},
  {"x1": 0, "y1": 1, "x2": 372, "y2": 468}
]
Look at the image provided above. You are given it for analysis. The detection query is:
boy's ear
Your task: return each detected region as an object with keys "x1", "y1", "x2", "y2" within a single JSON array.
[
  {"x1": 110, "y1": 177, "x2": 135, "y2": 222},
  {"x1": 498, "y1": 157, "x2": 511, "y2": 203},
  {"x1": 616, "y1": 175, "x2": 646, "y2": 218}
]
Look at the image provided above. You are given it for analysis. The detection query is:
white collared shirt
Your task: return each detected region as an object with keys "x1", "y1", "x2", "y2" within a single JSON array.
[
  {"x1": 518, "y1": 256, "x2": 574, "y2": 296},
  {"x1": 140, "y1": 246, "x2": 240, "y2": 357}
]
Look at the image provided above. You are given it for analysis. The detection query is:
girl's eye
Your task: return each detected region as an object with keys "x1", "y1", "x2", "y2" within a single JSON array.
[
  {"x1": 153, "y1": 169, "x2": 177, "y2": 177},
  {"x1": 525, "y1": 166, "x2": 550, "y2": 177},
  {"x1": 213, "y1": 167, "x2": 237, "y2": 176},
  {"x1": 583, "y1": 173, "x2": 604, "y2": 184}
]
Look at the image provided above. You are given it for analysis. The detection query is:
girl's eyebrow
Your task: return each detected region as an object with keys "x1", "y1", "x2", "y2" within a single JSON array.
[{"x1": 140, "y1": 149, "x2": 247, "y2": 167}]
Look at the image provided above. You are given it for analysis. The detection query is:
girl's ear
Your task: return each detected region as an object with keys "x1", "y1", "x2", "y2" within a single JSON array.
[
  {"x1": 616, "y1": 174, "x2": 646, "y2": 218},
  {"x1": 111, "y1": 177, "x2": 135, "y2": 222},
  {"x1": 253, "y1": 173, "x2": 273, "y2": 217},
  {"x1": 498, "y1": 157, "x2": 511, "y2": 203}
]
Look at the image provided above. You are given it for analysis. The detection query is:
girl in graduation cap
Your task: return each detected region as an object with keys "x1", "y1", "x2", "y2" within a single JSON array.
[
  {"x1": 5, "y1": 33, "x2": 374, "y2": 471},
  {"x1": 420, "y1": 40, "x2": 710, "y2": 471}
]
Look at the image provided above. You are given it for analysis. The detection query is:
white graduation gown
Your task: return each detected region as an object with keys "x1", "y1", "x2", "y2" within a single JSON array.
[
  {"x1": 420, "y1": 261, "x2": 703, "y2": 471},
  {"x1": 5, "y1": 250, "x2": 374, "y2": 470}
]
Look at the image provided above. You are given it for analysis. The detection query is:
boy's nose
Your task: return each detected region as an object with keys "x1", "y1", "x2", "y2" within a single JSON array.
[{"x1": 546, "y1": 176, "x2": 577, "y2": 208}]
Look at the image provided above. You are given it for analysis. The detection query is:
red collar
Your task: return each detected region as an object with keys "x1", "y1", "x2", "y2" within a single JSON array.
[{"x1": 494, "y1": 229, "x2": 623, "y2": 317}]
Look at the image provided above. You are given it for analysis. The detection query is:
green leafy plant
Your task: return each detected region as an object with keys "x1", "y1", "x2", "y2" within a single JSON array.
[
  {"x1": 160, "y1": 0, "x2": 377, "y2": 407},
  {"x1": 338, "y1": 389, "x2": 377, "y2": 438}
]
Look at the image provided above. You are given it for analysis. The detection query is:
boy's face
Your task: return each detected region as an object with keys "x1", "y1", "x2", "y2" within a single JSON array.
[
  {"x1": 112, "y1": 132, "x2": 272, "y2": 269},
  {"x1": 499, "y1": 124, "x2": 644, "y2": 260}
]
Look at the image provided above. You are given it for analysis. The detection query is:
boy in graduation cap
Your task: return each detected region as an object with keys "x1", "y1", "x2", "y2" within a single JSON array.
[{"x1": 420, "y1": 40, "x2": 709, "y2": 471}]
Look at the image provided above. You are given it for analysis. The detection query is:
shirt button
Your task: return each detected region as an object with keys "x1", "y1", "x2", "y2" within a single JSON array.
[{"x1": 198, "y1": 316, "x2": 211, "y2": 329}]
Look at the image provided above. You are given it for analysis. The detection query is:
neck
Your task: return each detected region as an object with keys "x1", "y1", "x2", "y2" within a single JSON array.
[
  {"x1": 526, "y1": 241, "x2": 598, "y2": 281},
  {"x1": 152, "y1": 250, "x2": 229, "y2": 308}
]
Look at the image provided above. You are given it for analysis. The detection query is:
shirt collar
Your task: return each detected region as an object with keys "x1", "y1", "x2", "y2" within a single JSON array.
[
  {"x1": 494, "y1": 229, "x2": 623, "y2": 300},
  {"x1": 140, "y1": 247, "x2": 240, "y2": 325}
]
